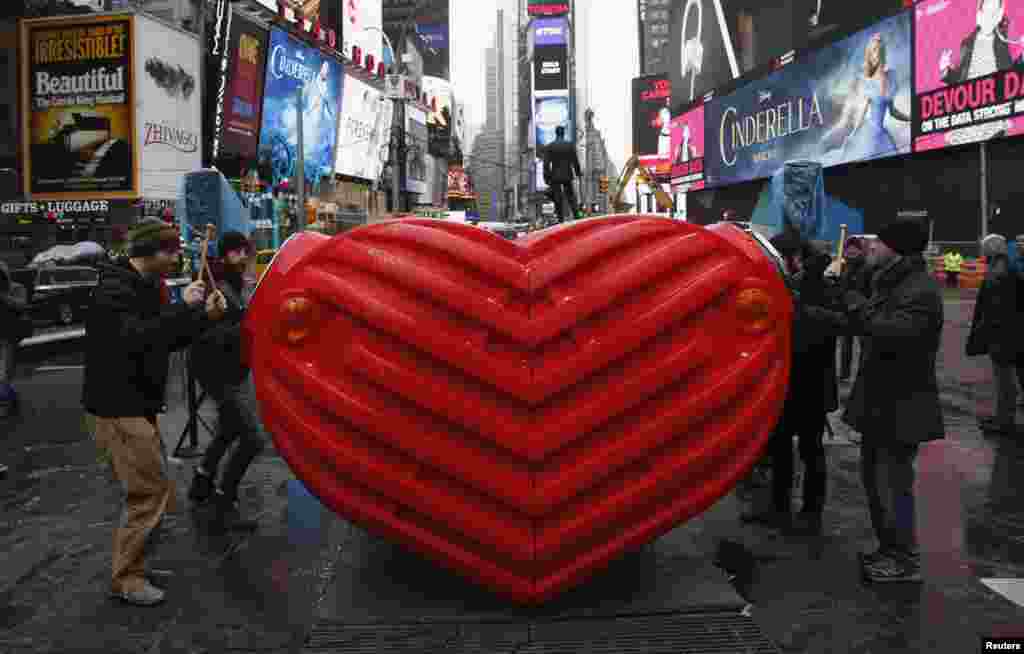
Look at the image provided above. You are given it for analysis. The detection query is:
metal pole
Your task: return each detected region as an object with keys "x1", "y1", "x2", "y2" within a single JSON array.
[
  {"x1": 980, "y1": 141, "x2": 988, "y2": 242},
  {"x1": 392, "y1": 100, "x2": 402, "y2": 212},
  {"x1": 296, "y1": 86, "x2": 305, "y2": 233}
]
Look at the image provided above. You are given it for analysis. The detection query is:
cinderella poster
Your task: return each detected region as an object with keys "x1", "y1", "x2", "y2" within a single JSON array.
[
  {"x1": 705, "y1": 11, "x2": 912, "y2": 189},
  {"x1": 258, "y1": 28, "x2": 343, "y2": 189}
]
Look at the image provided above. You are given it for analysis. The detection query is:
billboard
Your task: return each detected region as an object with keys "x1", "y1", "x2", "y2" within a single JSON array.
[
  {"x1": 211, "y1": 9, "x2": 267, "y2": 164},
  {"x1": 405, "y1": 104, "x2": 428, "y2": 195},
  {"x1": 136, "y1": 14, "x2": 201, "y2": 200},
  {"x1": 0, "y1": 25, "x2": 16, "y2": 163},
  {"x1": 257, "y1": 27, "x2": 343, "y2": 189},
  {"x1": 528, "y1": 1, "x2": 570, "y2": 17},
  {"x1": 422, "y1": 75, "x2": 453, "y2": 157},
  {"x1": 415, "y1": 21, "x2": 450, "y2": 80},
  {"x1": 534, "y1": 45, "x2": 568, "y2": 92},
  {"x1": 335, "y1": 73, "x2": 392, "y2": 182},
  {"x1": 667, "y1": 0, "x2": 906, "y2": 112},
  {"x1": 913, "y1": 0, "x2": 1024, "y2": 151},
  {"x1": 342, "y1": 0, "x2": 383, "y2": 68},
  {"x1": 670, "y1": 104, "x2": 705, "y2": 191},
  {"x1": 705, "y1": 11, "x2": 912, "y2": 188},
  {"x1": 21, "y1": 15, "x2": 136, "y2": 198},
  {"x1": 534, "y1": 16, "x2": 569, "y2": 46},
  {"x1": 632, "y1": 74, "x2": 673, "y2": 177},
  {"x1": 533, "y1": 92, "x2": 573, "y2": 191}
]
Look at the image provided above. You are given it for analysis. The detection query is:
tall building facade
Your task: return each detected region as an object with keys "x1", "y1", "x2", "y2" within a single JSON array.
[{"x1": 638, "y1": 0, "x2": 671, "y2": 75}]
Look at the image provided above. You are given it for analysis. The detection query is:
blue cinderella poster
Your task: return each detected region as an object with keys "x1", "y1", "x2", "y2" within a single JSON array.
[
  {"x1": 705, "y1": 11, "x2": 912, "y2": 189},
  {"x1": 258, "y1": 28, "x2": 343, "y2": 189}
]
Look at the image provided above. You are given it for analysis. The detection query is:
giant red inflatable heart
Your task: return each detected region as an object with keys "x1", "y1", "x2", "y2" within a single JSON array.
[{"x1": 245, "y1": 216, "x2": 791, "y2": 604}]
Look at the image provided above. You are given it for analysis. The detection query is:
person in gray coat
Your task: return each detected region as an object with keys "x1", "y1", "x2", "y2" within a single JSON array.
[{"x1": 841, "y1": 214, "x2": 945, "y2": 583}]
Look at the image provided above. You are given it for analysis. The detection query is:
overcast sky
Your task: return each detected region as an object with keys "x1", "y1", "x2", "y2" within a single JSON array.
[{"x1": 451, "y1": 0, "x2": 638, "y2": 174}]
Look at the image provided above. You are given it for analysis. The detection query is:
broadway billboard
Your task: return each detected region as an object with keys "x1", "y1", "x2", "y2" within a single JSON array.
[
  {"x1": 632, "y1": 74, "x2": 672, "y2": 178},
  {"x1": 21, "y1": 15, "x2": 136, "y2": 198},
  {"x1": 336, "y1": 73, "x2": 393, "y2": 182},
  {"x1": 210, "y1": 7, "x2": 267, "y2": 166},
  {"x1": 705, "y1": 11, "x2": 912, "y2": 188},
  {"x1": 913, "y1": 0, "x2": 1024, "y2": 152},
  {"x1": 670, "y1": 104, "x2": 705, "y2": 191},
  {"x1": 257, "y1": 27, "x2": 343, "y2": 189},
  {"x1": 136, "y1": 14, "x2": 202, "y2": 200}
]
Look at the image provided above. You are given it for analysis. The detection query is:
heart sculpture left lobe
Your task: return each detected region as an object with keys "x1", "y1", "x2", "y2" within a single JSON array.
[{"x1": 244, "y1": 216, "x2": 792, "y2": 604}]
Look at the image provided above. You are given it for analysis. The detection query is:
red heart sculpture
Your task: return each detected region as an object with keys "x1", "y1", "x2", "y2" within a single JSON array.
[{"x1": 245, "y1": 216, "x2": 791, "y2": 604}]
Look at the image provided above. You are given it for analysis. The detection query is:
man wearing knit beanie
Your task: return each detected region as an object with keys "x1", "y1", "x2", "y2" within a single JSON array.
[
  {"x1": 83, "y1": 217, "x2": 229, "y2": 607},
  {"x1": 841, "y1": 214, "x2": 944, "y2": 584}
]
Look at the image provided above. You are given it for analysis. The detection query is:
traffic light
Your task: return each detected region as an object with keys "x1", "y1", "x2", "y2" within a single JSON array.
[{"x1": 599, "y1": 176, "x2": 609, "y2": 194}]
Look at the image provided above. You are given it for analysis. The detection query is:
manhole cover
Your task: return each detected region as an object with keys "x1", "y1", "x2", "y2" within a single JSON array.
[{"x1": 304, "y1": 610, "x2": 780, "y2": 653}]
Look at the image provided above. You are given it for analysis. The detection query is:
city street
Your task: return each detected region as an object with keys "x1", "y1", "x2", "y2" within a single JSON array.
[{"x1": 0, "y1": 290, "x2": 1023, "y2": 653}]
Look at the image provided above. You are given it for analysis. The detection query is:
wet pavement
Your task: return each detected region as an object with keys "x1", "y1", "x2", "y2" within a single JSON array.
[{"x1": 0, "y1": 291, "x2": 1022, "y2": 653}]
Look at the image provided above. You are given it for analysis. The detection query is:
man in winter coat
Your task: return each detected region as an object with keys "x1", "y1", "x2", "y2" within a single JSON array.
[
  {"x1": 742, "y1": 232, "x2": 842, "y2": 535},
  {"x1": 842, "y1": 214, "x2": 944, "y2": 583},
  {"x1": 970, "y1": 234, "x2": 1022, "y2": 435},
  {"x1": 84, "y1": 218, "x2": 227, "y2": 607},
  {"x1": 187, "y1": 231, "x2": 264, "y2": 531},
  {"x1": 0, "y1": 261, "x2": 31, "y2": 418}
]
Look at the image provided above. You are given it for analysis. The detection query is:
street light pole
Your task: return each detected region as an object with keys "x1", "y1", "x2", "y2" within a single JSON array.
[
  {"x1": 359, "y1": 26, "x2": 403, "y2": 214},
  {"x1": 296, "y1": 85, "x2": 305, "y2": 233}
]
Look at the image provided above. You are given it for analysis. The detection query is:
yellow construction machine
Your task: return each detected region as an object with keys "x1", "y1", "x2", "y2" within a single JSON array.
[{"x1": 608, "y1": 155, "x2": 674, "y2": 214}]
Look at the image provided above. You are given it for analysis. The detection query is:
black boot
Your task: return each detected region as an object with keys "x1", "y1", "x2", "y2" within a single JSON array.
[
  {"x1": 188, "y1": 468, "x2": 216, "y2": 504},
  {"x1": 213, "y1": 490, "x2": 258, "y2": 532}
]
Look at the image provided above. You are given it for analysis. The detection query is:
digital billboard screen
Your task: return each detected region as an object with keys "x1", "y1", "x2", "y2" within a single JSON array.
[
  {"x1": 211, "y1": 11, "x2": 267, "y2": 163},
  {"x1": 528, "y1": 1, "x2": 570, "y2": 17},
  {"x1": 913, "y1": 0, "x2": 1024, "y2": 151},
  {"x1": 534, "y1": 92, "x2": 573, "y2": 192},
  {"x1": 670, "y1": 104, "x2": 705, "y2": 191},
  {"x1": 534, "y1": 17, "x2": 569, "y2": 46},
  {"x1": 534, "y1": 45, "x2": 568, "y2": 92},
  {"x1": 633, "y1": 74, "x2": 673, "y2": 178},
  {"x1": 336, "y1": 73, "x2": 392, "y2": 182},
  {"x1": 705, "y1": 11, "x2": 912, "y2": 188},
  {"x1": 257, "y1": 28, "x2": 343, "y2": 189},
  {"x1": 667, "y1": 0, "x2": 906, "y2": 112}
]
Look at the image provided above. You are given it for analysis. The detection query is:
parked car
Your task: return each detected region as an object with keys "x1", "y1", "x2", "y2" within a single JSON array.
[{"x1": 9, "y1": 265, "x2": 99, "y2": 327}]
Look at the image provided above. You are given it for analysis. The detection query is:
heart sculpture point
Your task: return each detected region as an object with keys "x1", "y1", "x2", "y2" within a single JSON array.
[{"x1": 245, "y1": 216, "x2": 792, "y2": 604}]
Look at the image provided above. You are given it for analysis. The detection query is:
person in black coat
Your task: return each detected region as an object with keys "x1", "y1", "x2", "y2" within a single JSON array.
[
  {"x1": 842, "y1": 214, "x2": 944, "y2": 583},
  {"x1": 0, "y1": 260, "x2": 32, "y2": 417},
  {"x1": 543, "y1": 126, "x2": 582, "y2": 222},
  {"x1": 187, "y1": 231, "x2": 264, "y2": 532},
  {"x1": 83, "y1": 218, "x2": 227, "y2": 607},
  {"x1": 742, "y1": 231, "x2": 843, "y2": 535}
]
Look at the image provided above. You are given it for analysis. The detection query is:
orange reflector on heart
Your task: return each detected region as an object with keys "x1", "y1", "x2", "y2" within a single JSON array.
[
  {"x1": 735, "y1": 288, "x2": 774, "y2": 332},
  {"x1": 279, "y1": 296, "x2": 316, "y2": 345}
]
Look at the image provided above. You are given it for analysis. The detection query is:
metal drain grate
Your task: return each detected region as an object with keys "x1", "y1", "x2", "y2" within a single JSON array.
[{"x1": 304, "y1": 610, "x2": 780, "y2": 653}]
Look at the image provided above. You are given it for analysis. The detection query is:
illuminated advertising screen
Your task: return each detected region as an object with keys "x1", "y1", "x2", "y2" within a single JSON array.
[
  {"x1": 335, "y1": 73, "x2": 392, "y2": 181},
  {"x1": 534, "y1": 16, "x2": 569, "y2": 46},
  {"x1": 534, "y1": 92, "x2": 573, "y2": 191},
  {"x1": 416, "y1": 21, "x2": 450, "y2": 80},
  {"x1": 404, "y1": 104, "x2": 428, "y2": 195},
  {"x1": 422, "y1": 75, "x2": 453, "y2": 157},
  {"x1": 22, "y1": 15, "x2": 136, "y2": 198},
  {"x1": 528, "y1": 0, "x2": 570, "y2": 17},
  {"x1": 667, "y1": 0, "x2": 905, "y2": 112},
  {"x1": 534, "y1": 45, "x2": 568, "y2": 92},
  {"x1": 632, "y1": 74, "x2": 673, "y2": 177},
  {"x1": 705, "y1": 11, "x2": 912, "y2": 188},
  {"x1": 211, "y1": 10, "x2": 267, "y2": 163},
  {"x1": 913, "y1": 0, "x2": 1024, "y2": 151},
  {"x1": 670, "y1": 104, "x2": 705, "y2": 191},
  {"x1": 257, "y1": 28, "x2": 343, "y2": 189}
]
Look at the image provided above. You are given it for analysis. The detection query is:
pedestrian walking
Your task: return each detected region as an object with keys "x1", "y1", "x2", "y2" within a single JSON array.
[
  {"x1": 0, "y1": 261, "x2": 32, "y2": 419},
  {"x1": 187, "y1": 231, "x2": 264, "y2": 532},
  {"x1": 83, "y1": 218, "x2": 228, "y2": 607},
  {"x1": 741, "y1": 233, "x2": 843, "y2": 535},
  {"x1": 842, "y1": 214, "x2": 944, "y2": 583},
  {"x1": 967, "y1": 234, "x2": 1022, "y2": 435},
  {"x1": 943, "y1": 249, "x2": 964, "y2": 289},
  {"x1": 838, "y1": 237, "x2": 870, "y2": 381}
]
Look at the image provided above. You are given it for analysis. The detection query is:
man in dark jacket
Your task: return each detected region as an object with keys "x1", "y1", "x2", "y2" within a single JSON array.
[
  {"x1": 0, "y1": 260, "x2": 31, "y2": 418},
  {"x1": 543, "y1": 126, "x2": 582, "y2": 223},
  {"x1": 742, "y1": 232, "x2": 842, "y2": 535},
  {"x1": 842, "y1": 215, "x2": 944, "y2": 583},
  {"x1": 84, "y1": 218, "x2": 227, "y2": 607},
  {"x1": 187, "y1": 231, "x2": 264, "y2": 531}
]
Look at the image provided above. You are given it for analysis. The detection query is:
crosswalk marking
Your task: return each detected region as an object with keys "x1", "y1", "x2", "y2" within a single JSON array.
[{"x1": 982, "y1": 579, "x2": 1024, "y2": 608}]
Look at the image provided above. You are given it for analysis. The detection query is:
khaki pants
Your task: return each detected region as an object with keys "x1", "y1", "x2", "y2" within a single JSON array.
[{"x1": 93, "y1": 415, "x2": 177, "y2": 593}]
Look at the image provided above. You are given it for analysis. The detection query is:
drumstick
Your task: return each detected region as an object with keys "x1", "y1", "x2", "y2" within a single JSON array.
[
  {"x1": 835, "y1": 224, "x2": 849, "y2": 278},
  {"x1": 198, "y1": 223, "x2": 217, "y2": 290}
]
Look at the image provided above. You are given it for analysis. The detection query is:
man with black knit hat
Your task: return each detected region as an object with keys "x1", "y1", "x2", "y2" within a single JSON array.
[
  {"x1": 842, "y1": 214, "x2": 944, "y2": 583},
  {"x1": 84, "y1": 217, "x2": 228, "y2": 607},
  {"x1": 188, "y1": 231, "x2": 264, "y2": 532}
]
